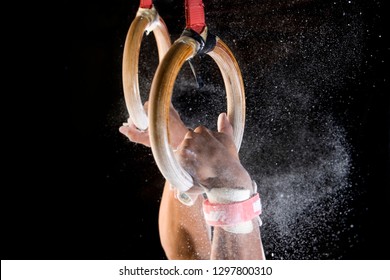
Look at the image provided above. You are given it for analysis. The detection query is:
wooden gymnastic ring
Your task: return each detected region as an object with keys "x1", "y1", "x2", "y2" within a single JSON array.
[
  {"x1": 149, "y1": 35, "x2": 246, "y2": 192},
  {"x1": 122, "y1": 6, "x2": 171, "y2": 130}
]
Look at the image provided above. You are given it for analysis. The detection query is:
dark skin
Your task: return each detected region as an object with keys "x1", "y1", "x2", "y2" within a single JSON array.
[{"x1": 120, "y1": 103, "x2": 265, "y2": 259}]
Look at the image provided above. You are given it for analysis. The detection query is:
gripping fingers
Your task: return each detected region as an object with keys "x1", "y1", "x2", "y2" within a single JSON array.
[
  {"x1": 217, "y1": 112, "x2": 234, "y2": 136},
  {"x1": 175, "y1": 147, "x2": 198, "y2": 178},
  {"x1": 193, "y1": 125, "x2": 213, "y2": 136},
  {"x1": 119, "y1": 120, "x2": 151, "y2": 146}
]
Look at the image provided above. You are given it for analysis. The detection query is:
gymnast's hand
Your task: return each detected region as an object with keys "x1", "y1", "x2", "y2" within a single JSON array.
[
  {"x1": 176, "y1": 113, "x2": 252, "y2": 192},
  {"x1": 119, "y1": 101, "x2": 188, "y2": 149}
]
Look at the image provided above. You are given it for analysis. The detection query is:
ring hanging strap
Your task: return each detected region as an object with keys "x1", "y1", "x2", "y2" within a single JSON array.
[
  {"x1": 185, "y1": 0, "x2": 206, "y2": 34},
  {"x1": 139, "y1": 0, "x2": 153, "y2": 9}
]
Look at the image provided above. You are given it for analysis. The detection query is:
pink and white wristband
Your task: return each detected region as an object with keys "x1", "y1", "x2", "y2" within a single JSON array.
[{"x1": 203, "y1": 184, "x2": 262, "y2": 234}]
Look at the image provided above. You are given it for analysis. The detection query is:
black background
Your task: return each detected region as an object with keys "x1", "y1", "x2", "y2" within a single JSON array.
[{"x1": 3, "y1": 0, "x2": 388, "y2": 260}]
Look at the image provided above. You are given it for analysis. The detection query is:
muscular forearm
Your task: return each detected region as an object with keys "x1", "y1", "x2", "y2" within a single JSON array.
[
  {"x1": 211, "y1": 221, "x2": 265, "y2": 260},
  {"x1": 205, "y1": 170, "x2": 266, "y2": 260},
  {"x1": 159, "y1": 181, "x2": 211, "y2": 260}
]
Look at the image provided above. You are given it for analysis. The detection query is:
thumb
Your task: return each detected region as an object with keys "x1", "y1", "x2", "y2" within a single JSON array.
[{"x1": 217, "y1": 112, "x2": 234, "y2": 137}]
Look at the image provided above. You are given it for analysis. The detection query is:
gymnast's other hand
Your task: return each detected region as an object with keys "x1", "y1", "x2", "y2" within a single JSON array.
[{"x1": 119, "y1": 102, "x2": 189, "y2": 149}]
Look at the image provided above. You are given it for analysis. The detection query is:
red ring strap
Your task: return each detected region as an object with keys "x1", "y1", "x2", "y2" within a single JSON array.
[
  {"x1": 139, "y1": 0, "x2": 153, "y2": 9},
  {"x1": 185, "y1": 0, "x2": 206, "y2": 34}
]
